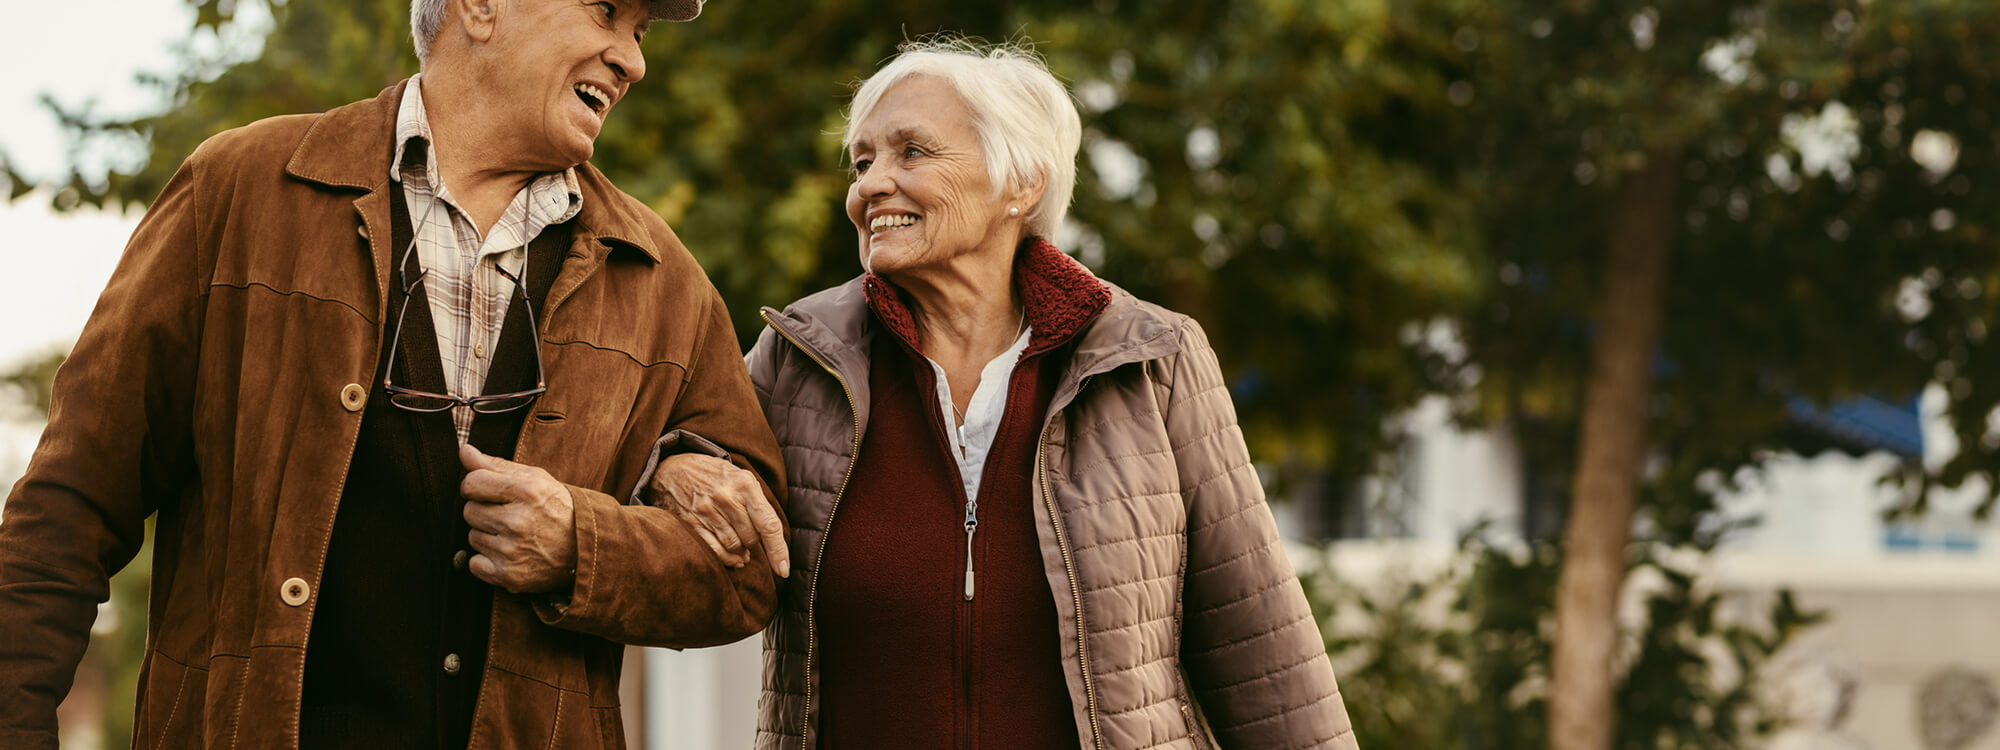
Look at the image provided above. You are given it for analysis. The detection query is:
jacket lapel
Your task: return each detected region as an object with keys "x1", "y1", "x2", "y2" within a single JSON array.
[
  {"x1": 543, "y1": 165, "x2": 665, "y2": 326},
  {"x1": 283, "y1": 79, "x2": 408, "y2": 323}
]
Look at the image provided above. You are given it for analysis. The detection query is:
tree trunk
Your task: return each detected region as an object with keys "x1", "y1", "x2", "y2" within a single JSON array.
[{"x1": 1548, "y1": 147, "x2": 1681, "y2": 750}]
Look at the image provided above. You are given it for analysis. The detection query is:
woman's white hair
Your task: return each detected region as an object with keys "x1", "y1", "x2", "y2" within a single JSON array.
[
  {"x1": 845, "y1": 38, "x2": 1082, "y2": 240},
  {"x1": 411, "y1": 0, "x2": 448, "y2": 64}
]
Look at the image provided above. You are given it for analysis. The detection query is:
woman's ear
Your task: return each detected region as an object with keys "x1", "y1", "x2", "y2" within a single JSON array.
[{"x1": 1008, "y1": 172, "x2": 1049, "y2": 224}]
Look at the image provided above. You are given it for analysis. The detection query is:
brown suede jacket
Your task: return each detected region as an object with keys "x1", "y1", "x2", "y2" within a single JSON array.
[{"x1": 0, "y1": 80, "x2": 783, "y2": 750}]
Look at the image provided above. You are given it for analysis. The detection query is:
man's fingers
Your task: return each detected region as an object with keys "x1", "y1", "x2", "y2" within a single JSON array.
[
  {"x1": 463, "y1": 500, "x2": 506, "y2": 533},
  {"x1": 461, "y1": 470, "x2": 507, "y2": 505},
  {"x1": 467, "y1": 553, "x2": 506, "y2": 588},
  {"x1": 749, "y1": 493, "x2": 791, "y2": 578},
  {"x1": 459, "y1": 442, "x2": 509, "y2": 472},
  {"x1": 468, "y1": 527, "x2": 506, "y2": 555},
  {"x1": 462, "y1": 466, "x2": 542, "y2": 505}
]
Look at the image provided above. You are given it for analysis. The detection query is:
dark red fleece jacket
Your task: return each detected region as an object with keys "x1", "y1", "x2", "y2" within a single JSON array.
[{"x1": 812, "y1": 239, "x2": 1110, "y2": 749}]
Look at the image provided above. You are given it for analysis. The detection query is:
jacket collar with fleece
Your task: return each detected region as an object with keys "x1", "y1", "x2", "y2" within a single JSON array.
[{"x1": 760, "y1": 238, "x2": 1186, "y2": 432}]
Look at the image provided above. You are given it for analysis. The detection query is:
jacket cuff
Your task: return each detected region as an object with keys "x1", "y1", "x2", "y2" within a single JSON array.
[
  {"x1": 627, "y1": 429, "x2": 734, "y2": 505},
  {"x1": 534, "y1": 483, "x2": 610, "y2": 626}
]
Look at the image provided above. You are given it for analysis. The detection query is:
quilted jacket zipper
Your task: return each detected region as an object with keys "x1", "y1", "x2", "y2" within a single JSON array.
[
  {"x1": 1038, "y1": 375, "x2": 1102, "y2": 750},
  {"x1": 760, "y1": 310, "x2": 863, "y2": 750}
]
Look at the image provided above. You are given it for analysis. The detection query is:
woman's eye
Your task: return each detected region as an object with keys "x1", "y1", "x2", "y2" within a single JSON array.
[
  {"x1": 904, "y1": 145, "x2": 924, "y2": 159},
  {"x1": 596, "y1": 2, "x2": 617, "y2": 20},
  {"x1": 852, "y1": 159, "x2": 872, "y2": 174}
]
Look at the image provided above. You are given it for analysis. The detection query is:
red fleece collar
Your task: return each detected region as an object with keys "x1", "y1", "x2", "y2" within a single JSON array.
[{"x1": 864, "y1": 237, "x2": 1112, "y2": 358}]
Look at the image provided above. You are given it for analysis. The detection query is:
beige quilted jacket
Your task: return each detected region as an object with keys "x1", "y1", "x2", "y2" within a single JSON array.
[{"x1": 746, "y1": 272, "x2": 1358, "y2": 750}]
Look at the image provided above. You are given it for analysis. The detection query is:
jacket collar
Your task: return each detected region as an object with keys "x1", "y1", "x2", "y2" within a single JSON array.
[
  {"x1": 765, "y1": 238, "x2": 1182, "y2": 392},
  {"x1": 861, "y1": 237, "x2": 1113, "y2": 358},
  {"x1": 282, "y1": 78, "x2": 663, "y2": 264}
]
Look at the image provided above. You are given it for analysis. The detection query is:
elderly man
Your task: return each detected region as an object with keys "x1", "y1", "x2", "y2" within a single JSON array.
[{"x1": 0, "y1": 0, "x2": 789, "y2": 748}]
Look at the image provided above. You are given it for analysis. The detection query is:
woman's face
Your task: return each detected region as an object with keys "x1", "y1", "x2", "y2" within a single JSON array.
[{"x1": 845, "y1": 76, "x2": 1018, "y2": 278}]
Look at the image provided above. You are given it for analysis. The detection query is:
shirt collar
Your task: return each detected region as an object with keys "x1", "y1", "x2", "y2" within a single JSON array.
[{"x1": 390, "y1": 74, "x2": 583, "y2": 224}]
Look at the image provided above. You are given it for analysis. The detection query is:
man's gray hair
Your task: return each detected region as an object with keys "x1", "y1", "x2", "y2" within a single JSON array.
[
  {"x1": 845, "y1": 38, "x2": 1082, "y2": 240},
  {"x1": 411, "y1": 0, "x2": 449, "y2": 64}
]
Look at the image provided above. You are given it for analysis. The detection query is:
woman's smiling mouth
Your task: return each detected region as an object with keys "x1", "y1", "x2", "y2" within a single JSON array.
[{"x1": 869, "y1": 213, "x2": 921, "y2": 235}]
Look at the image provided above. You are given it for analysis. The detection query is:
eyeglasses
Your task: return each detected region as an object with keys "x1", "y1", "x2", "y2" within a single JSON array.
[{"x1": 382, "y1": 259, "x2": 547, "y2": 415}]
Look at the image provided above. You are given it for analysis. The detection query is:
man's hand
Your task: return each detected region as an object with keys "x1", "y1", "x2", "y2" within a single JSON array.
[
  {"x1": 460, "y1": 444, "x2": 578, "y2": 594},
  {"x1": 644, "y1": 453, "x2": 790, "y2": 578}
]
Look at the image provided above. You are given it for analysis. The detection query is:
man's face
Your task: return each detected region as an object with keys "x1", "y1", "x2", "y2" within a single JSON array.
[{"x1": 487, "y1": 0, "x2": 650, "y2": 170}]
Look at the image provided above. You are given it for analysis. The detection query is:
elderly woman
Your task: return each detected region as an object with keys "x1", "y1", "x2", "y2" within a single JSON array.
[{"x1": 747, "y1": 40, "x2": 1357, "y2": 750}]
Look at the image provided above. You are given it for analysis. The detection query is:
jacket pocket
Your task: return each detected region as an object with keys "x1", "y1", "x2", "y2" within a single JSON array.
[{"x1": 135, "y1": 653, "x2": 208, "y2": 750}]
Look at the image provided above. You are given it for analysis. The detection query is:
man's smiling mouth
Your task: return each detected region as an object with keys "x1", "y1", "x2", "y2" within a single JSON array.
[{"x1": 574, "y1": 83, "x2": 609, "y2": 114}]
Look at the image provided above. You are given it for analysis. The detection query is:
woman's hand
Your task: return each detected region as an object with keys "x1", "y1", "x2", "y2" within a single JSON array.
[{"x1": 644, "y1": 452, "x2": 791, "y2": 577}]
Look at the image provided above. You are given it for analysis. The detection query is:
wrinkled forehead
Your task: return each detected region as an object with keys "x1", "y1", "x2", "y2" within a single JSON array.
[
  {"x1": 848, "y1": 126, "x2": 944, "y2": 155},
  {"x1": 845, "y1": 76, "x2": 970, "y2": 151}
]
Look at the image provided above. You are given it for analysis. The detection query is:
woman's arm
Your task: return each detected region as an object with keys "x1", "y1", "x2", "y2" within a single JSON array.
[{"x1": 1168, "y1": 319, "x2": 1359, "y2": 750}]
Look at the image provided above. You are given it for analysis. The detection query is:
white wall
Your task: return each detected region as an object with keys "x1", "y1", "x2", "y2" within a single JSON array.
[
  {"x1": 640, "y1": 638, "x2": 761, "y2": 749},
  {"x1": 1402, "y1": 397, "x2": 1526, "y2": 546}
]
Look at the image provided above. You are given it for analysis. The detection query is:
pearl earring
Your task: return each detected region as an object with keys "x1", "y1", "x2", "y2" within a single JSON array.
[{"x1": 1009, "y1": 206, "x2": 1020, "y2": 216}]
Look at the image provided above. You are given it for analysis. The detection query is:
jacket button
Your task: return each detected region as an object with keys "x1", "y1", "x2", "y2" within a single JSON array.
[
  {"x1": 452, "y1": 550, "x2": 470, "y2": 571},
  {"x1": 357, "y1": 224, "x2": 370, "y2": 241},
  {"x1": 340, "y1": 383, "x2": 366, "y2": 412},
  {"x1": 443, "y1": 653, "x2": 462, "y2": 675},
  {"x1": 280, "y1": 577, "x2": 311, "y2": 607}
]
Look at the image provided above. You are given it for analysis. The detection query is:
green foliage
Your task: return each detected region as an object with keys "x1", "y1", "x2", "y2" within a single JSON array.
[
  {"x1": 38, "y1": 0, "x2": 417, "y2": 214},
  {"x1": 1035, "y1": 0, "x2": 1487, "y2": 476},
  {"x1": 1435, "y1": 0, "x2": 2000, "y2": 521},
  {"x1": 1308, "y1": 536, "x2": 1824, "y2": 750},
  {"x1": 0, "y1": 350, "x2": 66, "y2": 417}
]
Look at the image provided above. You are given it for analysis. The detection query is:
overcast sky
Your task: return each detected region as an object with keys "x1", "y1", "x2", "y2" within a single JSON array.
[
  {"x1": 0, "y1": 2, "x2": 212, "y2": 474},
  {"x1": 0, "y1": 1, "x2": 204, "y2": 363}
]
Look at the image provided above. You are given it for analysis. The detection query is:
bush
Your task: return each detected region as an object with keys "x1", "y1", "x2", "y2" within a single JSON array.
[{"x1": 1304, "y1": 536, "x2": 1823, "y2": 750}]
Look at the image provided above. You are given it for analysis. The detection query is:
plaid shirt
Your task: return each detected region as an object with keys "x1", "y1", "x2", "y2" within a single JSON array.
[{"x1": 391, "y1": 75, "x2": 582, "y2": 441}]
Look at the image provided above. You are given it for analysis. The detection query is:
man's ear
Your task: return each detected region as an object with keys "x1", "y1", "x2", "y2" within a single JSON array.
[{"x1": 451, "y1": 0, "x2": 500, "y2": 44}]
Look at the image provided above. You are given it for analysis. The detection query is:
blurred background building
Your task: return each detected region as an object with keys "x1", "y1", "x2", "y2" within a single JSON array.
[{"x1": 1293, "y1": 389, "x2": 2000, "y2": 750}]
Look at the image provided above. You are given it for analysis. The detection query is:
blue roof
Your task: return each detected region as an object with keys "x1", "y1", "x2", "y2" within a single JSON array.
[{"x1": 1785, "y1": 395, "x2": 1924, "y2": 461}]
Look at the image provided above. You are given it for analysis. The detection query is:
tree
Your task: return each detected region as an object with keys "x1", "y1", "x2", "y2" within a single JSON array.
[{"x1": 1430, "y1": 2, "x2": 2000, "y2": 748}]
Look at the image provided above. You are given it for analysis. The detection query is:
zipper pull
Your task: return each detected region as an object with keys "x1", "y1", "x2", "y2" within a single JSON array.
[{"x1": 963, "y1": 506, "x2": 978, "y2": 601}]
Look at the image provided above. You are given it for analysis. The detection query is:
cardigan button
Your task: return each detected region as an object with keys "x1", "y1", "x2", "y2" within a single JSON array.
[
  {"x1": 340, "y1": 383, "x2": 366, "y2": 412},
  {"x1": 452, "y1": 550, "x2": 470, "y2": 572},
  {"x1": 443, "y1": 653, "x2": 462, "y2": 676},
  {"x1": 280, "y1": 577, "x2": 310, "y2": 607}
]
